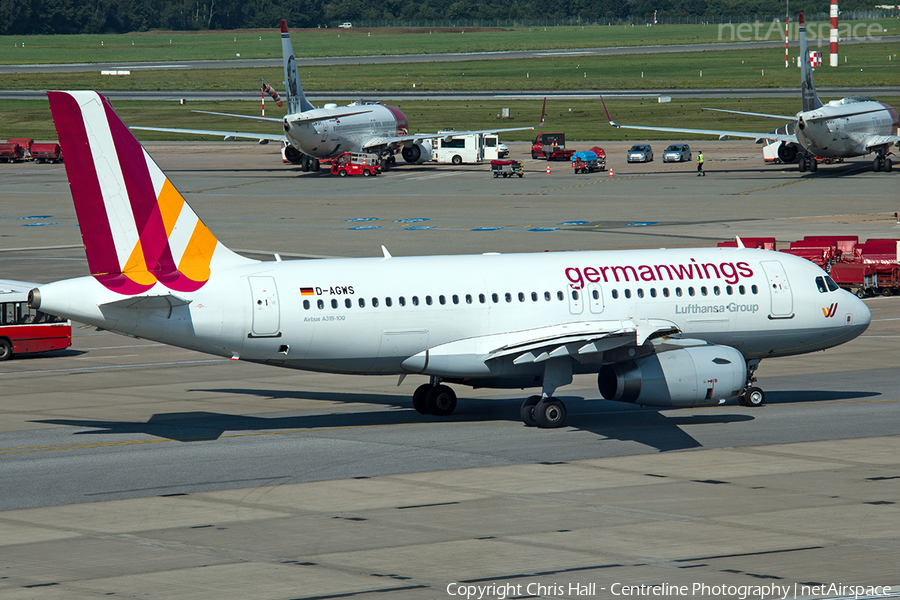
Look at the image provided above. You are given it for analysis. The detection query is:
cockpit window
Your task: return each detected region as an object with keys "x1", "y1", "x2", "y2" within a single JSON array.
[
  {"x1": 815, "y1": 276, "x2": 828, "y2": 293},
  {"x1": 824, "y1": 276, "x2": 840, "y2": 292}
]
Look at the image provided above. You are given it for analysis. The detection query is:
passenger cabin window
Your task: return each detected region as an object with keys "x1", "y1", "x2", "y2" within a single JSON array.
[
  {"x1": 452, "y1": 295, "x2": 459, "y2": 305},
  {"x1": 412, "y1": 296, "x2": 419, "y2": 306},
  {"x1": 372, "y1": 298, "x2": 379, "y2": 307},
  {"x1": 465, "y1": 294, "x2": 473, "y2": 304},
  {"x1": 479, "y1": 294, "x2": 486, "y2": 304},
  {"x1": 557, "y1": 291, "x2": 564, "y2": 301},
  {"x1": 492, "y1": 293, "x2": 499, "y2": 303},
  {"x1": 398, "y1": 296, "x2": 406, "y2": 307},
  {"x1": 303, "y1": 300, "x2": 310, "y2": 310},
  {"x1": 751, "y1": 285, "x2": 759, "y2": 294},
  {"x1": 317, "y1": 299, "x2": 324, "y2": 309},
  {"x1": 345, "y1": 298, "x2": 352, "y2": 308},
  {"x1": 624, "y1": 289, "x2": 632, "y2": 299},
  {"x1": 532, "y1": 292, "x2": 538, "y2": 302},
  {"x1": 612, "y1": 289, "x2": 619, "y2": 299},
  {"x1": 385, "y1": 297, "x2": 393, "y2": 307},
  {"x1": 544, "y1": 291, "x2": 551, "y2": 301},
  {"x1": 426, "y1": 295, "x2": 433, "y2": 305},
  {"x1": 439, "y1": 295, "x2": 446, "y2": 305},
  {"x1": 505, "y1": 293, "x2": 512, "y2": 303}
]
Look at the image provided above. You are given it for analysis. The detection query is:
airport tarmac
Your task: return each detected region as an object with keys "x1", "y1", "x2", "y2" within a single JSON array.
[{"x1": 1, "y1": 141, "x2": 899, "y2": 599}]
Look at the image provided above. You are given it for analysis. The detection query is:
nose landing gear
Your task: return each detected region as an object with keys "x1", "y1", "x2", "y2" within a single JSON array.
[{"x1": 738, "y1": 360, "x2": 766, "y2": 407}]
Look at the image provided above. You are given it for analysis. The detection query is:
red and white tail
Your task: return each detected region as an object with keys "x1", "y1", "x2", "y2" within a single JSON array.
[{"x1": 48, "y1": 91, "x2": 253, "y2": 296}]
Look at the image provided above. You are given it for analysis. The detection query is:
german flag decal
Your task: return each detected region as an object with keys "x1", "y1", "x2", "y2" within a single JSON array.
[{"x1": 300, "y1": 287, "x2": 315, "y2": 296}]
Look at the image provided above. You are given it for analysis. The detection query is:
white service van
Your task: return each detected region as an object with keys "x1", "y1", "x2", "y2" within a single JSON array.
[{"x1": 431, "y1": 132, "x2": 500, "y2": 164}]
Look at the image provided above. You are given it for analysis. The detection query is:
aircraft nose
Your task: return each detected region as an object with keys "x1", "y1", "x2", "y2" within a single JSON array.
[{"x1": 846, "y1": 291, "x2": 871, "y2": 333}]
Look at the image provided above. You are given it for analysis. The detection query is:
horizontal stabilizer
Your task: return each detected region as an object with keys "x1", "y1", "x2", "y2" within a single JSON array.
[
  {"x1": 130, "y1": 126, "x2": 287, "y2": 144},
  {"x1": 101, "y1": 294, "x2": 191, "y2": 317}
]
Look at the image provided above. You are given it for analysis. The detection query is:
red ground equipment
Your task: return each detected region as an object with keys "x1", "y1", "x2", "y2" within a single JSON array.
[
  {"x1": 571, "y1": 147, "x2": 607, "y2": 173},
  {"x1": 330, "y1": 152, "x2": 381, "y2": 177},
  {"x1": 717, "y1": 237, "x2": 776, "y2": 251},
  {"x1": 7, "y1": 138, "x2": 33, "y2": 158},
  {"x1": 31, "y1": 143, "x2": 63, "y2": 163},
  {"x1": 531, "y1": 133, "x2": 574, "y2": 161},
  {"x1": 491, "y1": 159, "x2": 524, "y2": 178},
  {"x1": 0, "y1": 142, "x2": 24, "y2": 163}
]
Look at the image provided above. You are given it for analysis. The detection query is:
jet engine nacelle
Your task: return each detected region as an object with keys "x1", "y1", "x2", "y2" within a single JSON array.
[
  {"x1": 597, "y1": 345, "x2": 746, "y2": 407},
  {"x1": 777, "y1": 142, "x2": 799, "y2": 163},
  {"x1": 282, "y1": 145, "x2": 302, "y2": 165},
  {"x1": 401, "y1": 140, "x2": 433, "y2": 164}
]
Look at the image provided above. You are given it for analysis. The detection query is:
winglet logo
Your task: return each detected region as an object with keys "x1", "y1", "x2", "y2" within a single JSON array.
[{"x1": 822, "y1": 302, "x2": 839, "y2": 318}]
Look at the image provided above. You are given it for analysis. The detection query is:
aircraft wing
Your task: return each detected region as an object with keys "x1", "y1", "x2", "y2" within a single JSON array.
[
  {"x1": 376, "y1": 122, "x2": 543, "y2": 149},
  {"x1": 702, "y1": 107, "x2": 796, "y2": 120},
  {"x1": 191, "y1": 110, "x2": 283, "y2": 124},
  {"x1": 130, "y1": 126, "x2": 287, "y2": 144},
  {"x1": 864, "y1": 135, "x2": 900, "y2": 150},
  {"x1": 601, "y1": 96, "x2": 799, "y2": 144},
  {"x1": 486, "y1": 318, "x2": 681, "y2": 365},
  {"x1": 402, "y1": 319, "x2": 682, "y2": 376}
]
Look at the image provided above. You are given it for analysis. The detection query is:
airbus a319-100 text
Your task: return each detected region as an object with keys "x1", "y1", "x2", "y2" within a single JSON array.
[
  {"x1": 32, "y1": 90, "x2": 871, "y2": 428},
  {"x1": 131, "y1": 20, "x2": 543, "y2": 172},
  {"x1": 603, "y1": 13, "x2": 899, "y2": 173}
]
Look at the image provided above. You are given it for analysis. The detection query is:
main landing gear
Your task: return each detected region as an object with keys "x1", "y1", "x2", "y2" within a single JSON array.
[
  {"x1": 412, "y1": 378, "x2": 458, "y2": 416},
  {"x1": 738, "y1": 360, "x2": 766, "y2": 407},
  {"x1": 798, "y1": 154, "x2": 818, "y2": 173},
  {"x1": 520, "y1": 396, "x2": 567, "y2": 428},
  {"x1": 873, "y1": 153, "x2": 893, "y2": 172}
]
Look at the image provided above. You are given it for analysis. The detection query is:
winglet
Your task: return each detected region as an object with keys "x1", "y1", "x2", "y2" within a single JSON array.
[
  {"x1": 735, "y1": 236, "x2": 746, "y2": 249},
  {"x1": 538, "y1": 98, "x2": 546, "y2": 128},
  {"x1": 600, "y1": 96, "x2": 619, "y2": 128},
  {"x1": 381, "y1": 245, "x2": 392, "y2": 259}
]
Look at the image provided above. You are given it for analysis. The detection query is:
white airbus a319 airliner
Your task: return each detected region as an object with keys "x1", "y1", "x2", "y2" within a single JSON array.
[{"x1": 31, "y1": 91, "x2": 871, "y2": 428}]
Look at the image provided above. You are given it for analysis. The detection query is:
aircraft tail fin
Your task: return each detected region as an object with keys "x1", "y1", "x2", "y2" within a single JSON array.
[
  {"x1": 281, "y1": 20, "x2": 315, "y2": 114},
  {"x1": 798, "y1": 13, "x2": 824, "y2": 112},
  {"x1": 47, "y1": 91, "x2": 255, "y2": 296}
]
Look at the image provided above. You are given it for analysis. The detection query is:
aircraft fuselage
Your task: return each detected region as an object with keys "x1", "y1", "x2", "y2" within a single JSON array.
[
  {"x1": 282, "y1": 103, "x2": 408, "y2": 159},
  {"x1": 797, "y1": 100, "x2": 899, "y2": 158},
  {"x1": 34, "y1": 248, "x2": 870, "y2": 386}
]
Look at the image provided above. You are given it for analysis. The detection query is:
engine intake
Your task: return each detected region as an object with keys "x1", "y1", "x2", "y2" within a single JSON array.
[
  {"x1": 598, "y1": 345, "x2": 746, "y2": 407},
  {"x1": 401, "y1": 141, "x2": 433, "y2": 164}
]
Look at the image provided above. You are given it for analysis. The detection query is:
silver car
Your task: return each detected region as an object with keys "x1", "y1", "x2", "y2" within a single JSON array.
[
  {"x1": 627, "y1": 144, "x2": 653, "y2": 163},
  {"x1": 663, "y1": 144, "x2": 692, "y2": 162}
]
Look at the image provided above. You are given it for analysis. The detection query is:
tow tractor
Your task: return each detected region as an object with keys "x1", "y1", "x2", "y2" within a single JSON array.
[
  {"x1": 491, "y1": 159, "x2": 524, "y2": 178},
  {"x1": 330, "y1": 152, "x2": 381, "y2": 177}
]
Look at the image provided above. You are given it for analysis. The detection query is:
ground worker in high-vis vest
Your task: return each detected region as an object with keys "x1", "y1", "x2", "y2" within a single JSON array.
[{"x1": 697, "y1": 150, "x2": 705, "y2": 176}]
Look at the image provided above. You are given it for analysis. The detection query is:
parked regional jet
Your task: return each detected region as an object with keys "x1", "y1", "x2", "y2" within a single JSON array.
[
  {"x1": 602, "y1": 13, "x2": 899, "y2": 173},
  {"x1": 131, "y1": 20, "x2": 542, "y2": 171},
  {"x1": 33, "y1": 90, "x2": 871, "y2": 428}
]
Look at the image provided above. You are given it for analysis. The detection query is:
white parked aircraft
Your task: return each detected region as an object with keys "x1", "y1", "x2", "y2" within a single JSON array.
[
  {"x1": 131, "y1": 20, "x2": 543, "y2": 171},
  {"x1": 33, "y1": 90, "x2": 871, "y2": 428},
  {"x1": 602, "y1": 12, "x2": 900, "y2": 173}
]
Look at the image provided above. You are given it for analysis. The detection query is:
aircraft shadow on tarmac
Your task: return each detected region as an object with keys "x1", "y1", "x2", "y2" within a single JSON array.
[
  {"x1": 762, "y1": 390, "x2": 879, "y2": 404},
  {"x1": 33, "y1": 386, "x2": 770, "y2": 452}
]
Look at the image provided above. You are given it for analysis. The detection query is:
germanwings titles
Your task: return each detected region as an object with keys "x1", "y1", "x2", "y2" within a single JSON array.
[{"x1": 31, "y1": 90, "x2": 871, "y2": 428}]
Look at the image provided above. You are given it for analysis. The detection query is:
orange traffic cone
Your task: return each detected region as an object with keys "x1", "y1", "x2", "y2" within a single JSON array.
[
  {"x1": 546, "y1": 165, "x2": 551, "y2": 174},
  {"x1": 609, "y1": 168, "x2": 613, "y2": 177}
]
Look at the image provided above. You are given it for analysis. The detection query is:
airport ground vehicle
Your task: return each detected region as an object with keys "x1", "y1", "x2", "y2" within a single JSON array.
[
  {"x1": 330, "y1": 152, "x2": 381, "y2": 176},
  {"x1": 498, "y1": 143, "x2": 509, "y2": 158},
  {"x1": 663, "y1": 144, "x2": 691, "y2": 162},
  {"x1": 0, "y1": 142, "x2": 24, "y2": 162},
  {"x1": 627, "y1": 144, "x2": 653, "y2": 163},
  {"x1": 432, "y1": 133, "x2": 499, "y2": 164},
  {"x1": 571, "y1": 147, "x2": 606, "y2": 173},
  {"x1": 0, "y1": 283, "x2": 71, "y2": 361},
  {"x1": 338, "y1": 22, "x2": 352, "y2": 28},
  {"x1": 491, "y1": 159, "x2": 524, "y2": 177},
  {"x1": 31, "y1": 143, "x2": 63, "y2": 163},
  {"x1": 531, "y1": 133, "x2": 574, "y2": 161}
]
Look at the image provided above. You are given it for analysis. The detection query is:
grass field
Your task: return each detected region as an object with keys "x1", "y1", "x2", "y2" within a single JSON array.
[
  {"x1": 1, "y1": 43, "x2": 896, "y2": 92},
  {"x1": 0, "y1": 20, "x2": 896, "y2": 64},
  {"x1": 3, "y1": 96, "x2": 899, "y2": 143}
]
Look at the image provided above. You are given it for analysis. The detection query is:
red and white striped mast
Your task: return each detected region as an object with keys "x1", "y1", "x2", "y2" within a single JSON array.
[
  {"x1": 829, "y1": 0, "x2": 839, "y2": 67},
  {"x1": 784, "y1": 0, "x2": 790, "y2": 67}
]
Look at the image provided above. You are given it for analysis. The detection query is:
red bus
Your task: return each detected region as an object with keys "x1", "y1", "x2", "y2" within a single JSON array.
[{"x1": 0, "y1": 280, "x2": 72, "y2": 361}]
